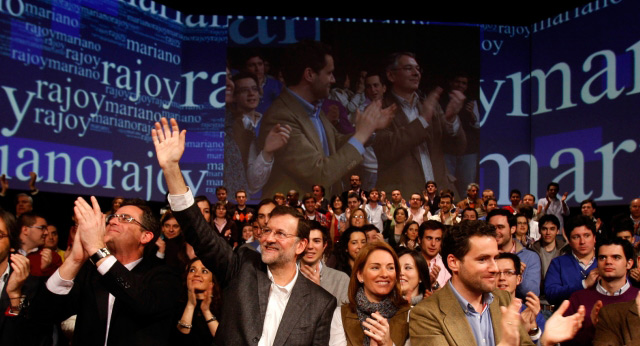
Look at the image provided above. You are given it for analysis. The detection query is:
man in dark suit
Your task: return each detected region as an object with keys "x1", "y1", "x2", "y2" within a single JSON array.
[
  {"x1": 153, "y1": 117, "x2": 338, "y2": 345},
  {"x1": 374, "y1": 52, "x2": 466, "y2": 199},
  {"x1": 30, "y1": 197, "x2": 180, "y2": 346},
  {"x1": 256, "y1": 40, "x2": 395, "y2": 197}
]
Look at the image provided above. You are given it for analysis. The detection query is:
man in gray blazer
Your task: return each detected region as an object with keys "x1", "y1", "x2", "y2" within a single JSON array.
[
  {"x1": 300, "y1": 221, "x2": 350, "y2": 304},
  {"x1": 256, "y1": 40, "x2": 395, "y2": 197},
  {"x1": 153, "y1": 117, "x2": 337, "y2": 345}
]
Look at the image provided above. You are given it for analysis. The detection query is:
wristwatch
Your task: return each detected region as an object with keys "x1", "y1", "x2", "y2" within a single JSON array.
[{"x1": 90, "y1": 248, "x2": 111, "y2": 266}]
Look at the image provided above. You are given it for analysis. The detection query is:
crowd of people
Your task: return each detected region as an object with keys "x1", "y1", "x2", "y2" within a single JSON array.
[{"x1": 1, "y1": 38, "x2": 640, "y2": 346}]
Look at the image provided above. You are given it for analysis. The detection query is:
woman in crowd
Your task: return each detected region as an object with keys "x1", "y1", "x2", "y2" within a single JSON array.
[
  {"x1": 349, "y1": 209, "x2": 368, "y2": 229},
  {"x1": 384, "y1": 207, "x2": 407, "y2": 249},
  {"x1": 173, "y1": 258, "x2": 222, "y2": 345},
  {"x1": 156, "y1": 211, "x2": 188, "y2": 273},
  {"x1": 515, "y1": 213, "x2": 535, "y2": 248},
  {"x1": 194, "y1": 196, "x2": 211, "y2": 223},
  {"x1": 332, "y1": 227, "x2": 368, "y2": 277},
  {"x1": 398, "y1": 221, "x2": 420, "y2": 250},
  {"x1": 396, "y1": 248, "x2": 431, "y2": 307},
  {"x1": 211, "y1": 201, "x2": 237, "y2": 248},
  {"x1": 329, "y1": 242, "x2": 410, "y2": 346},
  {"x1": 329, "y1": 195, "x2": 347, "y2": 240}
]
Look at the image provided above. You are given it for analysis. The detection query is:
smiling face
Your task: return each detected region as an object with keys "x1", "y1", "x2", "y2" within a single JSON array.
[
  {"x1": 496, "y1": 258, "x2": 521, "y2": 295},
  {"x1": 581, "y1": 202, "x2": 595, "y2": 217},
  {"x1": 540, "y1": 221, "x2": 559, "y2": 245},
  {"x1": 388, "y1": 55, "x2": 421, "y2": 95},
  {"x1": 357, "y1": 249, "x2": 396, "y2": 303},
  {"x1": 399, "y1": 254, "x2": 420, "y2": 298},
  {"x1": 515, "y1": 216, "x2": 528, "y2": 237},
  {"x1": 522, "y1": 194, "x2": 535, "y2": 206},
  {"x1": 260, "y1": 214, "x2": 306, "y2": 268},
  {"x1": 467, "y1": 186, "x2": 478, "y2": 199},
  {"x1": 310, "y1": 55, "x2": 335, "y2": 101},
  {"x1": 351, "y1": 210, "x2": 365, "y2": 227},
  {"x1": 105, "y1": 206, "x2": 152, "y2": 251},
  {"x1": 22, "y1": 216, "x2": 48, "y2": 249},
  {"x1": 234, "y1": 77, "x2": 260, "y2": 114},
  {"x1": 364, "y1": 75, "x2": 386, "y2": 101},
  {"x1": 510, "y1": 193, "x2": 521, "y2": 207},
  {"x1": 347, "y1": 231, "x2": 367, "y2": 261},
  {"x1": 187, "y1": 260, "x2": 213, "y2": 291},
  {"x1": 45, "y1": 225, "x2": 59, "y2": 249},
  {"x1": 489, "y1": 215, "x2": 514, "y2": 249},
  {"x1": 449, "y1": 235, "x2": 500, "y2": 295},
  {"x1": 303, "y1": 229, "x2": 326, "y2": 266},
  {"x1": 245, "y1": 56, "x2": 265, "y2": 80},
  {"x1": 162, "y1": 217, "x2": 181, "y2": 239}
]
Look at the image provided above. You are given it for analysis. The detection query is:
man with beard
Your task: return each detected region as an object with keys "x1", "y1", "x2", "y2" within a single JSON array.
[
  {"x1": 257, "y1": 40, "x2": 395, "y2": 197},
  {"x1": 153, "y1": 117, "x2": 337, "y2": 345}
]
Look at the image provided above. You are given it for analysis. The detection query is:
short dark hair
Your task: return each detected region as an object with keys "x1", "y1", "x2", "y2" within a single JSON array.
[
  {"x1": 0, "y1": 208, "x2": 20, "y2": 249},
  {"x1": 580, "y1": 199, "x2": 597, "y2": 209},
  {"x1": 510, "y1": 189, "x2": 521, "y2": 197},
  {"x1": 547, "y1": 182, "x2": 559, "y2": 191},
  {"x1": 410, "y1": 192, "x2": 424, "y2": 205},
  {"x1": 419, "y1": 220, "x2": 444, "y2": 239},
  {"x1": 566, "y1": 215, "x2": 596, "y2": 237},
  {"x1": 347, "y1": 192, "x2": 361, "y2": 203},
  {"x1": 393, "y1": 207, "x2": 407, "y2": 221},
  {"x1": 396, "y1": 247, "x2": 430, "y2": 294},
  {"x1": 441, "y1": 220, "x2": 497, "y2": 274},
  {"x1": 523, "y1": 193, "x2": 535, "y2": 202},
  {"x1": 231, "y1": 72, "x2": 259, "y2": 90},
  {"x1": 301, "y1": 193, "x2": 315, "y2": 204},
  {"x1": 361, "y1": 224, "x2": 380, "y2": 234},
  {"x1": 519, "y1": 206, "x2": 534, "y2": 220},
  {"x1": 215, "y1": 186, "x2": 227, "y2": 194},
  {"x1": 235, "y1": 189, "x2": 247, "y2": 198},
  {"x1": 308, "y1": 220, "x2": 332, "y2": 258},
  {"x1": 312, "y1": 185, "x2": 325, "y2": 196},
  {"x1": 462, "y1": 208, "x2": 478, "y2": 219},
  {"x1": 484, "y1": 197, "x2": 497, "y2": 207},
  {"x1": 596, "y1": 237, "x2": 635, "y2": 262},
  {"x1": 487, "y1": 209, "x2": 516, "y2": 228},
  {"x1": 281, "y1": 40, "x2": 332, "y2": 87},
  {"x1": 538, "y1": 214, "x2": 560, "y2": 229},
  {"x1": 425, "y1": 180, "x2": 437, "y2": 189},
  {"x1": 18, "y1": 211, "x2": 44, "y2": 229},
  {"x1": 269, "y1": 205, "x2": 310, "y2": 241},
  {"x1": 121, "y1": 198, "x2": 160, "y2": 243},
  {"x1": 496, "y1": 252, "x2": 522, "y2": 275},
  {"x1": 194, "y1": 195, "x2": 210, "y2": 205}
]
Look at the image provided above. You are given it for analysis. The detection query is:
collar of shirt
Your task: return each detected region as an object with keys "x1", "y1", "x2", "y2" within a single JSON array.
[
  {"x1": 125, "y1": 257, "x2": 143, "y2": 270},
  {"x1": 266, "y1": 263, "x2": 299, "y2": 299},
  {"x1": 242, "y1": 112, "x2": 263, "y2": 131},
  {"x1": 595, "y1": 279, "x2": 631, "y2": 296},
  {"x1": 392, "y1": 91, "x2": 419, "y2": 109},
  {"x1": 572, "y1": 251, "x2": 595, "y2": 270},
  {"x1": 17, "y1": 247, "x2": 40, "y2": 256},
  {"x1": 449, "y1": 281, "x2": 494, "y2": 314},
  {"x1": 287, "y1": 88, "x2": 323, "y2": 116}
]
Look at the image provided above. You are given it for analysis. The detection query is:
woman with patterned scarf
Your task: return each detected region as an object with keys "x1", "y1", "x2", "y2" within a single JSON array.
[{"x1": 329, "y1": 242, "x2": 410, "y2": 346}]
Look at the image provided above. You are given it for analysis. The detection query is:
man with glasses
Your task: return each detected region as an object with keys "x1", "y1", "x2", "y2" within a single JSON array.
[
  {"x1": 153, "y1": 117, "x2": 337, "y2": 345},
  {"x1": 18, "y1": 212, "x2": 61, "y2": 277},
  {"x1": 32, "y1": 197, "x2": 180, "y2": 346},
  {"x1": 374, "y1": 51, "x2": 466, "y2": 199}
]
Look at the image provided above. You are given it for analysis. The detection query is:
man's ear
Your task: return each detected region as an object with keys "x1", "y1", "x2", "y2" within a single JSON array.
[
  {"x1": 140, "y1": 231, "x2": 154, "y2": 245},
  {"x1": 303, "y1": 67, "x2": 315, "y2": 83},
  {"x1": 296, "y1": 238, "x2": 308, "y2": 256},
  {"x1": 447, "y1": 254, "x2": 459, "y2": 274}
]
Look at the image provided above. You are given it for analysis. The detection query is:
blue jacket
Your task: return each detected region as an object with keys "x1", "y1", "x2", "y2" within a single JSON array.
[
  {"x1": 515, "y1": 244, "x2": 542, "y2": 298},
  {"x1": 544, "y1": 253, "x2": 597, "y2": 306}
]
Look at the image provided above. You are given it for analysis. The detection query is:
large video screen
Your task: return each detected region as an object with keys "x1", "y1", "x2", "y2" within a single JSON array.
[{"x1": 1, "y1": 0, "x2": 638, "y2": 206}]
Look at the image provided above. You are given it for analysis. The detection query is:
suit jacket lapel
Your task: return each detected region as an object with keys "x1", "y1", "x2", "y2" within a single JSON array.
[
  {"x1": 94, "y1": 272, "x2": 110, "y2": 341},
  {"x1": 319, "y1": 113, "x2": 336, "y2": 154},
  {"x1": 439, "y1": 285, "x2": 479, "y2": 346},
  {"x1": 489, "y1": 295, "x2": 503, "y2": 344},
  {"x1": 272, "y1": 274, "x2": 310, "y2": 346},
  {"x1": 257, "y1": 271, "x2": 271, "y2": 332},
  {"x1": 282, "y1": 90, "x2": 324, "y2": 153}
]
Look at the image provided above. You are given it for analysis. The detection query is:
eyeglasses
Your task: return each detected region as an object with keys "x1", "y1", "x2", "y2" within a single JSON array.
[
  {"x1": 353, "y1": 215, "x2": 364, "y2": 219},
  {"x1": 392, "y1": 65, "x2": 422, "y2": 74},
  {"x1": 106, "y1": 214, "x2": 147, "y2": 230},
  {"x1": 261, "y1": 229, "x2": 297, "y2": 240},
  {"x1": 28, "y1": 225, "x2": 48, "y2": 231},
  {"x1": 497, "y1": 270, "x2": 517, "y2": 278}
]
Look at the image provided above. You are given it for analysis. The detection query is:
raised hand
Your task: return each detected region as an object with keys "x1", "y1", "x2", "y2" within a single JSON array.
[
  {"x1": 200, "y1": 283, "x2": 213, "y2": 313},
  {"x1": 444, "y1": 90, "x2": 466, "y2": 121},
  {"x1": 40, "y1": 248, "x2": 52, "y2": 271},
  {"x1": 540, "y1": 300, "x2": 585, "y2": 345},
  {"x1": 74, "y1": 196, "x2": 106, "y2": 256},
  {"x1": 420, "y1": 87, "x2": 442, "y2": 124},
  {"x1": 6, "y1": 254, "x2": 30, "y2": 299},
  {"x1": 263, "y1": 124, "x2": 291, "y2": 155},
  {"x1": 521, "y1": 292, "x2": 541, "y2": 332},
  {"x1": 498, "y1": 298, "x2": 522, "y2": 346},
  {"x1": 0, "y1": 174, "x2": 8, "y2": 194},
  {"x1": 28, "y1": 171, "x2": 38, "y2": 191},
  {"x1": 300, "y1": 262, "x2": 321, "y2": 285},
  {"x1": 363, "y1": 311, "x2": 392, "y2": 346},
  {"x1": 151, "y1": 118, "x2": 186, "y2": 170},
  {"x1": 590, "y1": 300, "x2": 603, "y2": 325}
]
